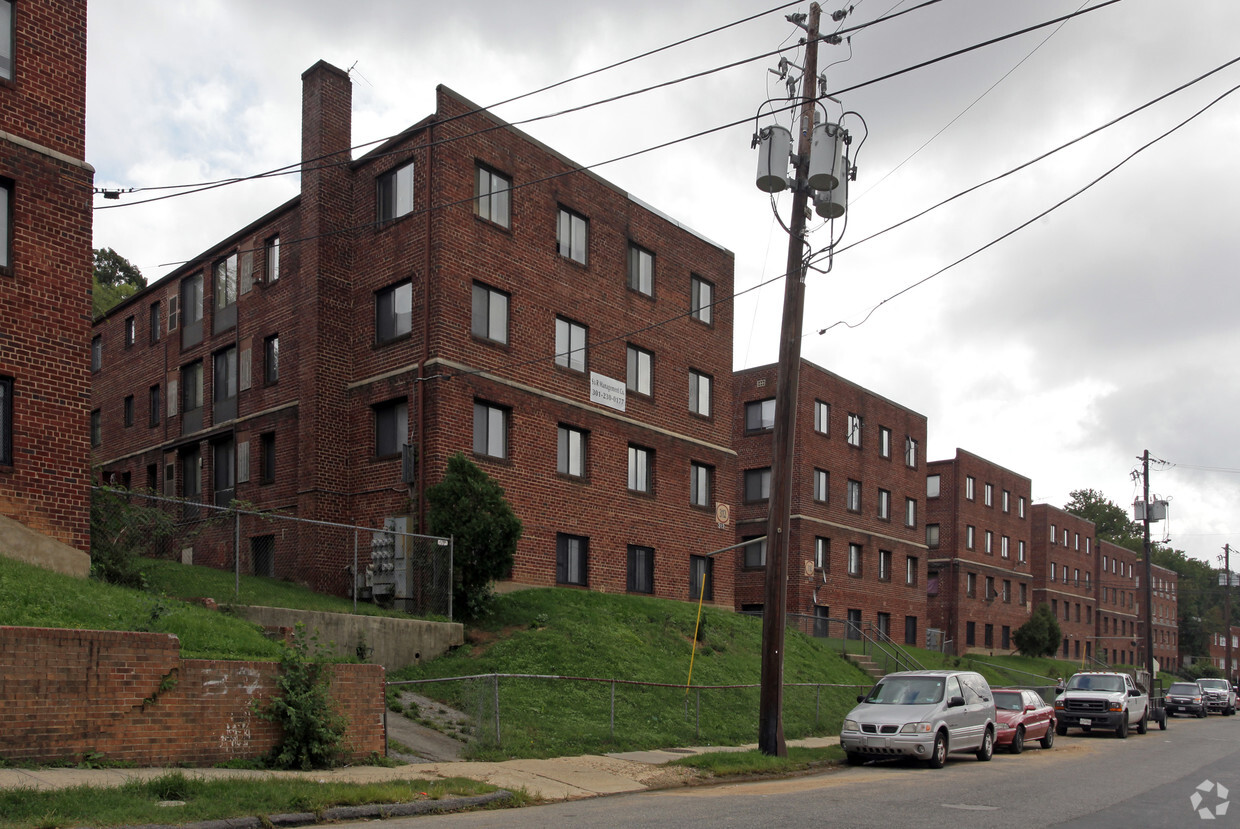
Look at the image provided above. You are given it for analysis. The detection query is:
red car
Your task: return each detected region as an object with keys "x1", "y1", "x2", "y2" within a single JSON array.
[{"x1": 992, "y1": 688, "x2": 1057, "y2": 753}]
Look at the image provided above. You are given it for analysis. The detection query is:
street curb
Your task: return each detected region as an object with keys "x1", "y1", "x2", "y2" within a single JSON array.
[{"x1": 78, "y1": 790, "x2": 513, "y2": 829}]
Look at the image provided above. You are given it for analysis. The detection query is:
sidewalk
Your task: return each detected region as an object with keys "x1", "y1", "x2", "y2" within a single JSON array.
[{"x1": 0, "y1": 736, "x2": 840, "y2": 802}]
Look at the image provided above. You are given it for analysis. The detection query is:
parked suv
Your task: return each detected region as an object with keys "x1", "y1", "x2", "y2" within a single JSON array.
[
  {"x1": 1196, "y1": 677, "x2": 1237, "y2": 715},
  {"x1": 1164, "y1": 681, "x2": 1207, "y2": 718},
  {"x1": 840, "y1": 670, "x2": 997, "y2": 769},
  {"x1": 1054, "y1": 671, "x2": 1148, "y2": 738}
]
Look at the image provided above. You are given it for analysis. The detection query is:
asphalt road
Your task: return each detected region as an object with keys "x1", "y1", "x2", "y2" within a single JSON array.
[{"x1": 336, "y1": 714, "x2": 1240, "y2": 828}]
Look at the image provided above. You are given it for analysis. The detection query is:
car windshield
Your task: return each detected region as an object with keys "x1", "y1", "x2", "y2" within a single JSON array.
[
  {"x1": 1169, "y1": 683, "x2": 1200, "y2": 694},
  {"x1": 1065, "y1": 675, "x2": 1124, "y2": 693},
  {"x1": 993, "y1": 691, "x2": 1024, "y2": 711},
  {"x1": 1199, "y1": 679, "x2": 1227, "y2": 689},
  {"x1": 865, "y1": 677, "x2": 945, "y2": 705}
]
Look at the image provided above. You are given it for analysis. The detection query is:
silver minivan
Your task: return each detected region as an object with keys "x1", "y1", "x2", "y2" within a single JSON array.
[{"x1": 839, "y1": 669, "x2": 997, "y2": 768}]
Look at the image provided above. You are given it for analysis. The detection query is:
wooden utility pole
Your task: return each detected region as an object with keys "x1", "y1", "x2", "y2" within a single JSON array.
[
  {"x1": 1226, "y1": 543, "x2": 1233, "y2": 683},
  {"x1": 1141, "y1": 450, "x2": 1155, "y2": 683},
  {"x1": 758, "y1": 2, "x2": 822, "y2": 758}
]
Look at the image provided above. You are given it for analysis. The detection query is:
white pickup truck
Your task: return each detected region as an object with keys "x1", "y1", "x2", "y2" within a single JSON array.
[{"x1": 1054, "y1": 671, "x2": 1149, "y2": 738}]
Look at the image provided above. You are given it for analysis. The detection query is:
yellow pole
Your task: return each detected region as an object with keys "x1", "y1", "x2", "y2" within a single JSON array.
[{"x1": 687, "y1": 572, "x2": 706, "y2": 692}]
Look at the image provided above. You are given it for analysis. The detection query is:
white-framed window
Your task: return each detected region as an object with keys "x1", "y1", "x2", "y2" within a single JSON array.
[
  {"x1": 966, "y1": 525, "x2": 975, "y2": 549},
  {"x1": 906, "y1": 555, "x2": 918, "y2": 586},
  {"x1": 966, "y1": 476, "x2": 975, "y2": 500},
  {"x1": 848, "y1": 543, "x2": 863, "y2": 576},
  {"x1": 815, "y1": 537, "x2": 830, "y2": 571},
  {"x1": 878, "y1": 489, "x2": 891, "y2": 520},
  {"x1": 473, "y1": 401, "x2": 508, "y2": 459},
  {"x1": 627, "y1": 243, "x2": 654, "y2": 296},
  {"x1": 879, "y1": 549, "x2": 892, "y2": 581},
  {"x1": 557, "y1": 533, "x2": 588, "y2": 586},
  {"x1": 984, "y1": 483, "x2": 993, "y2": 507},
  {"x1": 967, "y1": 572, "x2": 976, "y2": 598},
  {"x1": 374, "y1": 398, "x2": 408, "y2": 457},
  {"x1": 747, "y1": 398, "x2": 775, "y2": 431},
  {"x1": 905, "y1": 436, "x2": 918, "y2": 467},
  {"x1": 905, "y1": 497, "x2": 916, "y2": 527},
  {"x1": 814, "y1": 400, "x2": 829, "y2": 434},
  {"x1": 1018, "y1": 495, "x2": 1026, "y2": 517},
  {"x1": 1086, "y1": 538, "x2": 1092, "y2": 555},
  {"x1": 378, "y1": 161, "x2": 415, "y2": 222},
  {"x1": 690, "y1": 462, "x2": 712, "y2": 507},
  {"x1": 557, "y1": 425, "x2": 586, "y2": 478},
  {"x1": 265, "y1": 235, "x2": 280, "y2": 282},
  {"x1": 628, "y1": 444, "x2": 653, "y2": 494},
  {"x1": 880, "y1": 426, "x2": 891, "y2": 458},
  {"x1": 1050, "y1": 523, "x2": 1057, "y2": 543},
  {"x1": 376, "y1": 281, "x2": 412, "y2": 343},
  {"x1": 1018, "y1": 540, "x2": 1026, "y2": 563},
  {"x1": 690, "y1": 275, "x2": 713, "y2": 324},
  {"x1": 124, "y1": 316, "x2": 135, "y2": 348},
  {"x1": 926, "y1": 474, "x2": 940, "y2": 498},
  {"x1": 471, "y1": 282, "x2": 509, "y2": 344},
  {"x1": 985, "y1": 530, "x2": 993, "y2": 554},
  {"x1": 926, "y1": 524, "x2": 940, "y2": 548},
  {"x1": 745, "y1": 467, "x2": 771, "y2": 502},
  {"x1": 846, "y1": 413, "x2": 862, "y2": 447},
  {"x1": 814, "y1": 468, "x2": 829, "y2": 502},
  {"x1": 1001, "y1": 535, "x2": 1010, "y2": 558},
  {"x1": 555, "y1": 317, "x2": 587, "y2": 372},
  {"x1": 475, "y1": 165, "x2": 511, "y2": 227},
  {"x1": 557, "y1": 206, "x2": 588, "y2": 264},
  {"x1": 1002, "y1": 489, "x2": 1010, "y2": 513},
  {"x1": 688, "y1": 370, "x2": 712, "y2": 416},
  {"x1": 846, "y1": 479, "x2": 861, "y2": 512},
  {"x1": 626, "y1": 345, "x2": 653, "y2": 396}
]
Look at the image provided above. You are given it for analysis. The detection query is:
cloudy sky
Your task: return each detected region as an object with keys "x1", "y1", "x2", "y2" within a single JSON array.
[{"x1": 86, "y1": 0, "x2": 1240, "y2": 567}]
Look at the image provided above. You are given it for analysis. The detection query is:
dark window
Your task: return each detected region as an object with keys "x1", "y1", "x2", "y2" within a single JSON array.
[
  {"x1": 182, "y1": 360, "x2": 204, "y2": 412},
  {"x1": 690, "y1": 462, "x2": 713, "y2": 507},
  {"x1": 475, "y1": 165, "x2": 511, "y2": 227},
  {"x1": 0, "y1": 3, "x2": 12, "y2": 81},
  {"x1": 0, "y1": 375, "x2": 11, "y2": 465},
  {"x1": 743, "y1": 536, "x2": 766, "y2": 569},
  {"x1": 905, "y1": 615, "x2": 918, "y2": 646},
  {"x1": 90, "y1": 409, "x2": 100, "y2": 447},
  {"x1": 557, "y1": 425, "x2": 586, "y2": 478},
  {"x1": 626, "y1": 345, "x2": 653, "y2": 395},
  {"x1": 378, "y1": 161, "x2": 415, "y2": 222},
  {"x1": 213, "y1": 437, "x2": 235, "y2": 507},
  {"x1": 690, "y1": 555, "x2": 713, "y2": 600},
  {"x1": 744, "y1": 467, "x2": 771, "y2": 502},
  {"x1": 181, "y1": 272, "x2": 204, "y2": 348},
  {"x1": 124, "y1": 317, "x2": 135, "y2": 348},
  {"x1": 376, "y1": 281, "x2": 412, "y2": 343},
  {"x1": 149, "y1": 301, "x2": 161, "y2": 344},
  {"x1": 91, "y1": 335, "x2": 101, "y2": 372},
  {"x1": 260, "y1": 432, "x2": 276, "y2": 483},
  {"x1": 556, "y1": 533, "x2": 588, "y2": 586},
  {"x1": 554, "y1": 317, "x2": 586, "y2": 371},
  {"x1": 627, "y1": 444, "x2": 653, "y2": 494},
  {"x1": 627, "y1": 545, "x2": 654, "y2": 594},
  {"x1": 0, "y1": 179, "x2": 10, "y2": 270},
  {"x1": 123, "y1": 395, "x2": 134, "y2": 428},
  {"x1": 146, "y1": 463, "x2": 158, "y2": 492},
  {"x1": 627, "y1": 243, "x2": 653, "y2": 296},
  {"x1": 926, "y1": 523, "x2": 939, "y2": 548},
  {"x1": 252, "y1": 535, "x2": 276, "y2": 578},
  {"x1": 814, "y1": 606, "x2": 831, "y2": 637},
  {"x1": 690, "y1": 275, "x2": 713, "y2": 324},
  {"x1": 557, "y1": 207, "x2": 588, "y2": 264},
  {"x1": 213, "y1": 254, "x2": 238, "y2": 333},
  {"x1": 375, "y1": 399, "x2": 408, "y2": 458},
  {"x1": 688, "y1": 370, "x2": 711, "y2": 417},
  {"x1": 473, "y1": 401, "x2": 508, "y2": 459},
  {"x1": 472, "y1": 282, "x2": 509, "y2": 344},
  {"x1": 264, "y1": 335, "x2": 279, "y2": 384},
  {"x1": 966, "y1": 621, "x2": 976, "y2": 646},
  {"x1": 815, "y1": 537, "x2": 830, "y2": 571},
  {"x1": 847, "y1": 609, "x2": 862, "y2": 640},
  {"x1": 745, "y1": 398, "x2": 775, "y2": 431},
  {"x1": 213, "y1": 346, "x2": 238, "y2": 423},
  {"x1": 265, "y1": 236, "x2": 280, "y2": 282}
]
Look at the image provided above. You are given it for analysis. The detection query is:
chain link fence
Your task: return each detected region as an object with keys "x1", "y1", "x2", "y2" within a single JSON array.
[{"x1": 91, "y1": 486, "x2": 453, "y2": 618}]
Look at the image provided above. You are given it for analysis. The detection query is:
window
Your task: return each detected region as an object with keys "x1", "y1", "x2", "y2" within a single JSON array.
[
  {"x1": 905, "y1": 615, "x2": 918, "y2": 646},
  {"x1": 627, "y1": 545, "x2": 654, "y2": 594},
  {"x1": 627, "y1": 243, "x2": 653, "y2": 295},
  {"x1": 626, "y1": 345, "x2": 653, "y2": 396},
  {"x1": 555, "y1": 317, "x2": 587, "y2": 372},
  {"x1": 0, "y1": 180, "x2": 8, "y2": 270},
  {"x1": 147, "y1": 385, "x2": 160, "y2": 428},
  {"x1": 966, "y1": 621, "x2": 976, "y2": 646},
  {"x1": 688, "y1": 370, "x2": 711, "y2": 416},
  {"x1": 473, "y1": 401, "x2": 507, "y2": 459},
  {"x1": 690, "y1": 275, "x2": 713, "y2": 324},
  {"x1": 0, "y1": 3, "x2": 10, "y2": 82},
  {"x1": 984, "y1": 530, "x2": 993, "y2": 554},
  {"x1": 690, "y1": 462, "x2": 712, "y2": 507},
  {"x1": 471, "y1": 282, "x2": 509, "y2": 345},
  {"x1": 556, "y1": 533, "x2": 588, "y2": 586},
  {"x1": 905, "y1": 436, "x2": 918, "y2": 467},
  {"x1": 213, "y1": 437, "x2": 235, "y2": 507},
  {"x1": 145, "y1": 302, "x2": 160, "y2": 346},
  {"x1": 926, "y1": 524, "x2": 940, "y2": 548},
  {"x1": 181, "y1": 272, "x2": 204, "y2": 346},
  {"x1": 926, "y1": 474, "x2": 940, "y2": 498},
  {"x1": 1001, "y1": 535, "x2": 1010, "y2": 558},
  {"x1": 876, "y1": 612, "x2": 891, "y2": 639},
  {"x1": 213, "y1": 346, "x2": 238, "y2": 422},
  {"x1": 124, "y1": 316, "x2": 135, "y2": 348},
  {"x1": 377, "y1": 161, "x2": 415, "y2": 222},
  {"x1": 846, "y1": 479, "x2": 861, "y2": 512},
  {"x1": 878, "y1": 550, "x2": 892, "y2": 581},
  {"x1": 966, "y1": 572, "x2": 976, "y2": 598},
  {"x1": 905, "y1": 497, "x2": 916, "y2": 527},
  {"x1": 1020, "y1": 583, "x2": 1027, "y2": 605},
  {"x1": 813, "y1": 469, "x2": 829, "y2": 502},
  {"x1": 0, "y1": 376, "x2": 10, "y2": 465},
  {"x1": 89, "y1": 408, "x2": 101, "y2": 447},
  {"x1": 1063, "y1": 529, "x2": 1069, "y2": 547},
  {"x1": 966, "y1": 476, "x2": 975, "y2": 500},
  {"x1": 743, "y1": 536, "x2": 766, "y2": 568},
  {"x1": 376, "y1": 281, "x2": 413, "y2": 343},
  {"x1": 846, "y1": 413, "x2": 862, "y2": 447},
  {"x1": 1003, "y1": 580, "x2": 1011, "y2": 603},
  {"x1": 374, "y1": 398, "x2": 408, "y2": 457},
  {"x1": 1002, "y1": 489, "x2": 1010, "y2": 512},
  {"x1": 1018, "y1": 540, "x2": 1026, "y2": 563},
  {"x1": 848, "y1": 543, "x2": 862, "y2": 576},
  {"x1": 815, "y1": 537, "x2": 830, "y2": 571},
  {"x1": 879, "y1": 426, "x2": 891, "y2": 458},
  {"x1": 214, "y1": 254, "x2": 238, "y2": 312},
  {"x1": 746, "y1": 398, "x2": 775, "y2": 431},
  {"x1": 966, "y1": 525, "x2": 975, "y2": 549},
  {"x1": 690, "y1": 555, "x2": 713, "y2": 599},
  {"x1": 182, "y1": 360, "x2": 204, "y2": 413},
  {"x1": 260, "y1": 432, "x2": 276, "y2": 484},
  {"x1": 557, "y1": 207, "x2": 588, "y2": 264},
  {"x1": 91, "y1": 335, "x2": 101, "y2": 372},
  {"x1": 627, "y1": 444, "x2": 653, "y2": 494},
  {"x1": 878, "y1": 489, "x2": 891, "y2": 520},
  {"x1": 1050, "y1": 524, "x2": 1057, "y2": 543},
  {"x1": 123, "y1": 395, "x2": 134, "y2": 428},
  {"x1": 256, "y1": 335, "x2": 278, "y2": 385},
  {"x1": 265, "y1": 235, "x2": 280, "y2": 282},
  {"x1": 475, "y1": 165, "x2": 511, "y2": 227},
  {"x1": 984, "y1": 483, "x2": 993, "y2": 506},
  {"x1": 557, "y1": 425, "x2": 586, "y2": 478},
  {"x1": 814, "y1": 400, "x2": 829, "y2": 434},
  {"x1": 906, "y1": 555, "x2": 918, "y2": 586},
  {"x1": 847, "y1": 609, "x2": 863, "y2": 640},
  {"x1": 1018, "y1": 496, "x2": 1026, "y2": 518}
]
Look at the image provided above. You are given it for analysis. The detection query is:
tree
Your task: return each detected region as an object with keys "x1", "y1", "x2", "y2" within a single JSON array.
[
  {"x1": 1064, "y1": 488, "x2": 1142, "y2": 551},
  {"x1": 425, "y1": 452, "x2": 523, "y2": 620},
  {"x1": 1013, "y1": 603, "x2": 1062, "y2": 658},
  {"x1": 92, "y1": 247, "x2": 146, "y2": 318}
]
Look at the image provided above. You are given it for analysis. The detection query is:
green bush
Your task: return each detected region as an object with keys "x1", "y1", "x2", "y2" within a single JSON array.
[{"x1": 257, "y1": 623, "x2": 347, "y2": 770}]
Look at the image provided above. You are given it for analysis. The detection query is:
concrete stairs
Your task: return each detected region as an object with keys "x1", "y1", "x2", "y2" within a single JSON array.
[{"x1": 844, "y1": 652, "x2": 885, "y2": 682}]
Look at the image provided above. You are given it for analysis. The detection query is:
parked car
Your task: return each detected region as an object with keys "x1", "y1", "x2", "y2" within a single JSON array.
[
  {"x1": 840, "y1": 670, "x2": 997, "y2": 769},
  {"x1": 1164, "y1": 681, "x2": 1207, "y2": 718},
  {"x1": 1196, "y1": 677, "x2": 1237, "y2": 715},
  {"x1": 1054, "y1": 671, "x2": 1148, "y2": 738},
  {"x1": 992, "y1": 688, "x2": 1056, "y2": 753}
]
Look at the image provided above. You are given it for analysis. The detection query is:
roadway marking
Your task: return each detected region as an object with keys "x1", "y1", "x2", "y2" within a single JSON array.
[{"x1": 942, "y1": 804, "x2": 1000, "y2": 811}]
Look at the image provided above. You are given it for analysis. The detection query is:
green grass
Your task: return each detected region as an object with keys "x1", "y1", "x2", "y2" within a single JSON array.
[
  {"x1": 669, "y1": 745, "x2": 845, "y2": 775},
  {"x1": 0, "y1": 771, "x2": 504, "y2": 829}
]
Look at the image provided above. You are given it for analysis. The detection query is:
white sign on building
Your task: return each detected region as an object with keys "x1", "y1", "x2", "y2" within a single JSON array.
[{"x1": 590, "y1": 372, "x2": 626, "y2": 412}]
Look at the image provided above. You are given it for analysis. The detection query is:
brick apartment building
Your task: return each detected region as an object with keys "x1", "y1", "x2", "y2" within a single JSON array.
[
  {"x1": 1094, "y1": 540, "x2": 1139, "y2": 666},
  {"x1": 1032, "y1": 505, "x2": 1099, "y2": 661},
  {"x1": 732, "y1": 360, "x2": 929, "y2": 645},
  {"x1": 0, "y1": 0, "x2": 93, "y2": 561},
  {"x1": 925, "y1": 450, "x2": 1034, "y2": 655},
  {"x1": 1150, "y1": 561, "x2": 1179, "y2": 671},
  {"x1": 90, "y1": 61, "x2": 737, "y2": 605},
  {"x1": 1206, "y1": 627, "x2": 1239, "y2": 681}
]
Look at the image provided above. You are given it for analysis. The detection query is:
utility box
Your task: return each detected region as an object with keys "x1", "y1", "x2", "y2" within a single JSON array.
[
  {"x1": 365, "y1": 516, "x2": 416, "y2": 609},
  {"x1": 1134, "y1": 500, "x2": 1168, "y2": 521}
]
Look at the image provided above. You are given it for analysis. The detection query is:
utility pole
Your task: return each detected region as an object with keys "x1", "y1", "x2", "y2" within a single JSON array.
[
  {"x1": 1226, "y1": 543, "x2": 1233, "y2": 684},
  {"x1": 1141, "y1": 449, "x2": 1155, "y2": 683},
  {"x1": 758, "y1": 2, "x2": 822, "y2": 758}
]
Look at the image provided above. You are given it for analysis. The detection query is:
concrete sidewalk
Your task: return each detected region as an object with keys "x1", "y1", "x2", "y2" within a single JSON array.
[{"x1": 0, "y1": 736, "x2": 840, "y2": 802}]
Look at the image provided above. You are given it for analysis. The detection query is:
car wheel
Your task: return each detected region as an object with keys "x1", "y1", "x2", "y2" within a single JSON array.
[
  {"x1": 1159, "y1": 714, "x2": 1168, "y2": 731},
  {"x1": 846, "y1": 751, "x2": 865, "y2": 766},
  {"x1": 1040, "y1": 723, "x2": 1055, "y2": 749},
  {"x1": 1136, "y1": 708, "x2": 1148, "y2": 735},
  {"x1": 1056, "y1": 722, "x2": 1067, "y2": 737},
  {"x1": 1117, "y1": 714, "x2": 1128, "y2": 739},
  {"x1": 1010, "y1": 726, "x2": 1024, "y2": 754},
  {"x1": 1198, "y1": 708, "x2": 1208, "y2": 719},
  {"x1": 927, "y1": 731, "x2": 947, "y2": 769},
  {"x1": 977, "y1": 727, "x2": 994, "y2": 761}
]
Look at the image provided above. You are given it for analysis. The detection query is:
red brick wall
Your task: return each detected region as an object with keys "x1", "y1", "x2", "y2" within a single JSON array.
[
  {"x1": 1094, "y1": 539, "x2": 1141, "y2": 665},
  {"x1": 0, "y1": 626, "x2": 385, "y2": 766},
  {"x1": 0, "y1": 0, "x2": 92, "y2": 552},
  {"x1": 1031, "y1": 504, "x2": 1098, "y2": 660}
]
